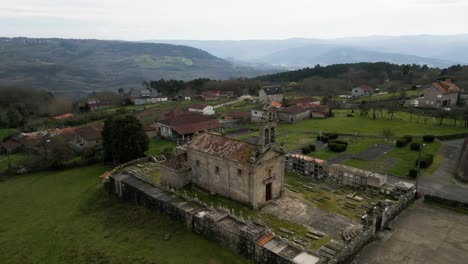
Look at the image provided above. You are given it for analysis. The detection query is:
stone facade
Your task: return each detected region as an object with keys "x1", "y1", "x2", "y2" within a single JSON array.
[
  {"x1": 277, "y1": 107, "x2": 311, "y2": 123},
  {"x1": 107, "y1": 173, "x2": 319, "y2": 264},
  {"x1": 285, "y1": 154, "x2": 327, "y2": 179},
  {"x1": 418, "y1": 80, "x2": 461, "y2": 108},
  {"x1": 259, "y1": 86, "x2": 284, "y2": 105}
]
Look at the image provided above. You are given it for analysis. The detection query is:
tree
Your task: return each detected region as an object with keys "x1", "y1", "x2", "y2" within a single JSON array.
[{"x1": 102, "y1": 115, "x2": 149, "y2": 164}]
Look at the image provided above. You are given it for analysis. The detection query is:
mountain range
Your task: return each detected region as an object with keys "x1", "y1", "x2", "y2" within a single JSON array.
[
  {"x1": 0, "y1": 38, "x2": 270, "y2": 92},
  {"x1": 149, "y1": 35, "x2": 468, "y2": 68}
]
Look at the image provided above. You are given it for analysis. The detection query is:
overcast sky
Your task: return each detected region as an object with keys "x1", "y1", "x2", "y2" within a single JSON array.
[{"x1": 1, "y1": 0, "x2": 468, "y2": 40}]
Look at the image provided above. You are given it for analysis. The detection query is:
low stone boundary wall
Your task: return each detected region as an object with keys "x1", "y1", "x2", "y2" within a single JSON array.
[
  {"x1": 108, "y1": 173, "x2": 320, "y2": 264},
  {"x1": 327, "y1": 190, "x2": 416, "y2": 264}
]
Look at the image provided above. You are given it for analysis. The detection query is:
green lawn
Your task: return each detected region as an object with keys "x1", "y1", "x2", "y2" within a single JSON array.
[
  {"x1": 279, "y1": 110, "x2": 467, "y2": 137},
  {"x1": 0, "y1": 153, "x2": 30, "y2": 174},
  {"x1": 350, "y1": 90, "x2": 420, "y2": 102},
  {"x1": 145, "y1": 137, "x2": 177, "y2": 156},
  {"x1": 0, "y1": 128, "x2": 17, "y2": 140},
  {"x1": 0, "y1": 165, "x2": 250, "y2": 264}
]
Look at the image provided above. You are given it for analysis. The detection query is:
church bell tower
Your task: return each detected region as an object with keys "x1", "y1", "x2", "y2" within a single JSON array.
[{"x1": 257, "y1": 107, "x2": 277, "y2": 154}]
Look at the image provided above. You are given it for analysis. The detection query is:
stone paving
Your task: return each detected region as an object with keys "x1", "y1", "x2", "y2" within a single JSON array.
[{"x1": 354, "y1": 201, "x2": 468, "y2": 264}]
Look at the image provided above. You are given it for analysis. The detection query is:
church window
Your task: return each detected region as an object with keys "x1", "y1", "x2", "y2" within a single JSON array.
[
  {"x1": 237, "y1": 169, "x2": 242, "y2": 176},
  {"x1": 196, "y1": 160, "x2": 200, "y2": 167},
  {"x1": 215, "y1": 166, "x2": 220, "y2": 174}
]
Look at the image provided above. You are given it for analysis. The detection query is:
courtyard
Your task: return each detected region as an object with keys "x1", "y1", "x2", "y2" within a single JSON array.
[{"x1": 355, "y1": 201, "x2": 468, "y2": 264}]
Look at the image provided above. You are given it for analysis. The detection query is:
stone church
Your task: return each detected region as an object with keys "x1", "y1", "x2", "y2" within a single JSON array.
[{"x1": 161, "y1": 108, "x2": 285, "y2": 209}]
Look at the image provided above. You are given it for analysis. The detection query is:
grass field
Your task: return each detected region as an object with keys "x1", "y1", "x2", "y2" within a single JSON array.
[
  {"x1": 145, "y1": 137, "x2": 177, "y2": 156},
  {"x1": 279, "y1": 110, "x2": 467, "y2": 137},
  {"x1": 0, "y1": 165, "x2": 250, "y2": 264}
]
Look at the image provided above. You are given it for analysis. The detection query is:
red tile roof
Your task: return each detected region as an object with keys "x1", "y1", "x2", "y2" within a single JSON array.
[
  {"x1": 271, "y1": 101, "x2": 282, "y2": 107},
  {"x1": 290, "y1": 97, "x2": 320, "y2": 106},
  {"x1": 223, "y1": 111, "x2": 250, "y2": 120},
  {"x1": 256, "y1": 233, "x2": 274, "y2": 246},
  {"x1": 310, "y1": 105, "x2": 330, "y2": 114},
  {"x1": 75, "y1": 126, "x2": 103, "y2": 141},
  {"x1": 431, "y1": 80, "x2": 462, "y2": 94},
  {"x1": 52, "y1": 113, "x2": 74, "y2": 120},
  {"x1": 49, "y1": 127, "x2": 76, "y2": 135},
  {"x1": 158, "y1": 113, "x2": 221, "y2": 135},
  {"x1": 280, "y1": 105, "x2": 309, "y2": 115},
  {"x1": 189, "y1": 133, "x2": 256, "y2": 164},
  {"x1": 164, "y1": 110, "x2": 186, "y2": 118}
]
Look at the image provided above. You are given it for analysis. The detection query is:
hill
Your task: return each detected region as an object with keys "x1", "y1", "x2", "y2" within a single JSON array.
[
  {"x1": 0, "y1": 37, "x2": 267, "y2": 92},
  {"x1": 151, "y1": 35, "x2": 468, "y2": 68}
]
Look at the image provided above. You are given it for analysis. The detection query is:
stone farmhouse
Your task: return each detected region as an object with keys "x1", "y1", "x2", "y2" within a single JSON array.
[
  {"x1": 277, "y1": 105, "x2": 311, "y2": 123},
  {"x1": 352, "y1": 85, "x2": 375, "y2": 97},
  {"x1": 129, "y1": 88, "x2": 166, "y2": 105},
  {"x1": 157, "y1": 112, "x2": 221, "y2": 141},
  {"x1": 74, "y1": 126, "x2": 103, "y2": 148},
  {"x1": 188, "y1": 103, "x2": 215, "y2": 115},
  {"x1": 417, "y1": 79, "x2": 461, "y2": 108},
  {"x1": 258, "y1": 86, "x2": 284, "y2": 104},
  {"x1": 161, "y1": 109, "x2": 285, "y2": 209}
]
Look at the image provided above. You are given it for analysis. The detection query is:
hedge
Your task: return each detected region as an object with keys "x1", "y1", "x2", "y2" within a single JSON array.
[
  {"x1": 308, "y1": 144, "x2": 316, "y2": 152},
  {"x1": 410, "y1": 142, "x2": 421, "y2": 151},
  {"x1": 416, "y1": 154, "x2": 434, "y2": 168},
  {"x1": 328, "y1": 140, "x2": 348, "y2": 152},
  {"x1": 302, "y1": 146, "x2": 312, "y2": 154},
  {"x1": 422, "y1": 135, "x2": 435, "y2": 143},
  {"x1": 408, "y1": 168, "x2": 418, "y2": 178},
  {"x1": 436, "y1": 133, "x2": 467, "y2": 141},
  {"x1": 317, "y1": 135, "x2": 329, "y2": 143},
  {"x1": 396, "y1": 138, "x2": 410, "y2": 148},
  {"x1": 403, "y1": 135, "x2": 413, "y2": 143},
  {"x1": 325, "y1": 133, "x2": 339, "y2": 140}
]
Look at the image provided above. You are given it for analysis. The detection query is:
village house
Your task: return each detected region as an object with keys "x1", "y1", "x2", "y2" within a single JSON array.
[
  {"x1": 128, "y1": 88, "x2": 161, "y2": 105},
  {"x1": 417, "y1": 79, "x2": 462, "y2": 108},
  {"x1": 289, "y1": 97, "x2": 320, "y2": 107},
  {"x1": 352, "y1": 85, "x2": 375, "y2": 97},
  {"x1": 74, "y1": 126, "x2": 103, "y2": 149},
  {"x1": 258, "y1": 86, "x2": 284, "y2": 104},
  {"x1": 144, "y1": 125, "x2": 158, "y2": 138},
  {"x1": 223, "y1": 111, "x2": 250, "y2": 121},
  {"x1": 251, "y1": 108, "x2": 266, "y2": 122},
  {"x1": 188, "y1": 104, "x2": 215, "y2": 115},
  {"x1": 310, "y1": 105, "x2": 331, "y2": 118},
  {"x1": 161, "y1": 109, "x2": 285, "y2": 209},
  {"x1": 157, "y1": 112, "x2": 222, "y2": 141},
  {"x1": 277, "y1": 105, "x2": 311, "y2": 123}
]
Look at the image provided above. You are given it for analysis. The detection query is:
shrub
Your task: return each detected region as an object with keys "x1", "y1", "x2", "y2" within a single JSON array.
[
  {"x1": 328, "y1": 140, "x2": 348, "y2": 152},
  {"x1": 301, "y1": 146, "x2": 312, "y2": 154},
  {"x1": 317, "y1": 135, "x2": 329, "y2": 143},
  {"x1": 410, "y1": 142, "x2": 421, "y2": 151},
  {"x1": 423, "y1": 135, "x2": 435, "y2": 143},
  {"x1": 403, "y1": 135, "x2": 413, "y2": 143},
  {"x1": 396, "y1": 138, "x2": 409, "y2": 148},
  {"x1": 308, "y1": 144, "x2": 316, "y2": 152},
  {"x1": 325, "y1": 133, "x2": 339, "y2": 140},
  {"x1": 416, "y1": 154, "x2": 434, "y2": 168},
  {"x1": 408, "y1": 168, "x2": 418, "y2": 178}
]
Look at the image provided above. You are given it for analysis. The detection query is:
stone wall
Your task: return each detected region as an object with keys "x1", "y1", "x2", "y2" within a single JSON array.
[
  {"x1": 325, "y1": 190, "x2": 415, "y2": 264},
  {"x1": 108, "y1": 173, "x2": 319, "y2": 264}
]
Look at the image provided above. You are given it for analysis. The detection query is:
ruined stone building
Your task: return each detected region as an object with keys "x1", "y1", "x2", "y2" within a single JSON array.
[{"x1": 161, "y1": 108, "x2": 285, "y2": 209}]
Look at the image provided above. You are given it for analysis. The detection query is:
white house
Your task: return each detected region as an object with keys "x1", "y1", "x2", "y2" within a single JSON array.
[
  {"x1": 129, "y1": 88, "x2": 161, "y2": 105},
  {"x1": 188, "y1": 104, "x2": 215, "y2": 115},
  {"x1": 352, "y1": 85, "x2": 374, "y2": 97},
  {"x1": 259, "y1": 86, "x2": 284, "y2": 104},
  {"x1": 251, "y1": 108, "x2": 266, "y2": 122}
]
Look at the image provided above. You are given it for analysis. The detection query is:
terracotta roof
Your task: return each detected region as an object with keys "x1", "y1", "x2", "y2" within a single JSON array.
[
  {"x1": 189, "y1": 104, "x2": 209, "y2": 110},
  {"x1": 158, "y1": 113, "x2": 221, "y2": 135},
  {"x1": 280, "y1": 105, "x2": 309, "y2": 115},
  {"x1": 290, "y1": 97, "x2": 320, "y2": 106},
  {"x1": 49, "y1": 127, "x2": 76, "y2": 135},
  {"x1": 52, "y1": 113, "x2": 74, "y2": 120},
  {"x1": 430, "y1": 80, "x2": 462, "y2": 94},
  {"x1": 271, "y1": 101, "x2": 282, "y2": 107},
  {"x1": 164, "y1": 109, "x2": 186, "y2": 118},
  {"x1": 161, "y1": 153, "x2": 190, "y2": 171},
  {"x1": 188, "y1": 133, "x2": 256, "y2": 164},
  {"x1": 310, "y1": 105, "x2": 330, "y2": 114},
  {"x1": 224, "y1": 111, "x2": 250, "y2": 119},
  {"x1": 143, "y1": 125, "x2": 156, "y2": 131},
  {"x1": 256, "y1": 233, "x2": 274, "y2": 246},
  {"x1": 290, "y1": 154, "x2": 325, "y2": 164},
  {"x1": 99, "y1": 171, "x2": 110, "y2": 180},
  {"x1": 75, "y1": 126, "x2": 103, "y2": 141},
  {"x1": 0, "y1": 139, "x2": 21, "y2": 152},
  {"x1": 262, "y1": 86, "x2": 283, "y2": 95}
]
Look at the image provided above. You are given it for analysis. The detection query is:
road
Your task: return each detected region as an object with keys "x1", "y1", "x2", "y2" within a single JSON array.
[
  {"x1": 419, "y1": 139, "x2": 468, "y2": 203},
  {"x1": 354, "y1": 200, "x2": 468, "y2": 264}
]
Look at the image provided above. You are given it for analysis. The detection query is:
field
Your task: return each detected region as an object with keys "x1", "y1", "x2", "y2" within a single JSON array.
[
  {"x1": 0, "y1": 165, "x2": 250, "y2": 264},
  {"x1": 279, "y1": 110, "x2": 467, "y2": 137},
  {"x1": 145, "y1": 138, "x2": 177, "y2": 156}
]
